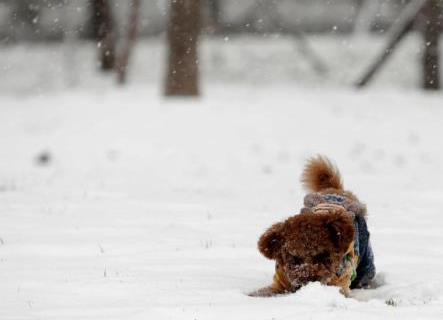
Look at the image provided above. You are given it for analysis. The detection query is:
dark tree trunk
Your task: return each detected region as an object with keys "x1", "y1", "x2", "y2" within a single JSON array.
[
  {"x1": 116, "y1": 0, "x2": 141, "y2": 84},
  {"x1": 422, "y1": 0, "x2": 441, "y2": 90},
  {"x1": 207, "y1": 0, "x2": 221, "y2": 34},
  {"x1": 165, "y1": 0, "x2": 201, "y2": 96},
  {"x1": 91, "y1": 0, "x2": 116, "y2": 71}
]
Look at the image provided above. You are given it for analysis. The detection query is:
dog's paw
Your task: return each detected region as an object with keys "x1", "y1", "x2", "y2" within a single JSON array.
[{"x1": 248, "y1": 286, "x2": 280, "y2": 297}]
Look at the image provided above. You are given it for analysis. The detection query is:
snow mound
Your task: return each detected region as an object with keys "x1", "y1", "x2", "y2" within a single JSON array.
[
  {"x1": 353, "y1": 273, "x2": 443, "y2": 307},
  {"x1": 291, "y1": 282, "x2": 357, "y2": 308}
]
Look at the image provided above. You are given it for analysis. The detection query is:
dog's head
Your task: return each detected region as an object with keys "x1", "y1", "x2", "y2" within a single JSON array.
[{"x1": 258, "y1": 204, "x2": 356, "y2": 292}]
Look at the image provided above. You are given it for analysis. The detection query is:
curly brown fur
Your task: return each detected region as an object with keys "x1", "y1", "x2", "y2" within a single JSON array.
[
  {"x1": 253, "y1": 206, "x2": 355, "y2": 296},
  {"x1": 302, "y1": 155, "x2": 343, "y2": 193}
]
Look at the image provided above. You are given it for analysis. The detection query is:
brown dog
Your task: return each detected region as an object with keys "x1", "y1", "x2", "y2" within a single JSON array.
[{"x1": 250, "y1": 156, "x2": 375, "y2": 297}]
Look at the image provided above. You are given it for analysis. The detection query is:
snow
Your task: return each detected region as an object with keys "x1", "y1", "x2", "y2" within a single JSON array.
[
  {"x1": 0, "y1": 34, "x2": 428, "y2": 95},
  {"x1": 1, "y1": 36, "x2": 443, "y2": 319}
]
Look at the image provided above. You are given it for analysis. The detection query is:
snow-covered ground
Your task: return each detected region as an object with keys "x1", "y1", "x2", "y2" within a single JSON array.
[{"x1": 1, "y1": 36, "x2": 443, "y2": 319}]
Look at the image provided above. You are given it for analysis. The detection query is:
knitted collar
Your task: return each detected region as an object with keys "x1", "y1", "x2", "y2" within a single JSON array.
[{"x1": 335, "y1": 241, "x2": 358, "y2": 281}]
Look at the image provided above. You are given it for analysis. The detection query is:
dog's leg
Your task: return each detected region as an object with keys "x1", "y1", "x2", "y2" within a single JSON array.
[
  {"x1": 340, "y1": 286, "x2": 351, "y2": 297},
  {"x1": 248, "y1": 285, "x2": 279, "y2": 297},
  {"x1": 249, "y1": 266, "x2": 293, "y2": 297}
]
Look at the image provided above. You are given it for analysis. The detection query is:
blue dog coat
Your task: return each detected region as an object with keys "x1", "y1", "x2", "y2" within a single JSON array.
[{"x1": 303, "y1": 193, "x2": 376, "y2": 288}]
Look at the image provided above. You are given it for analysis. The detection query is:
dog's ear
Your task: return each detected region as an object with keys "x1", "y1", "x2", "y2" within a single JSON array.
[
  {"x1": 258, "y1": 222, "x2": 285, "y2": 259},
  {"x1": 326, "y1": 215, "x2": 355, "y2": 252}
]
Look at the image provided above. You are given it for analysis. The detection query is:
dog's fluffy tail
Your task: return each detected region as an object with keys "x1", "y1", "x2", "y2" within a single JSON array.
[{"x1": 301, "y1": 155, "x2": 343, "y2": 192}]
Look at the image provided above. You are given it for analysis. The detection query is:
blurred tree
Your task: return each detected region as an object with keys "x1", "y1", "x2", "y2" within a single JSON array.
[
  {"x1": 353, "y1": 0, "x2": 379, "y2": 34},
  {"x1": 165, "y1": 0, "x2": 201, "y2": 96},
  {"x1": 11, "y1": 0, "x2": 41, "y2": 41},
  {"x1": 116, "y1": 0, "x2": 141, "y2": 84},
  {"x1": 14, "y1": 0, "x2": 39, "y2": 23},
  {"x1": 422, "y1": 0, "x2": 441, "y2": 90},
  {"x1": 206, "y1": 0, "x2": 221, "y2": 34},
  {"x1": 356, "y1": 0, "x2": 442, "y2": 91},
  {"x1": 356, "y1": 0, "x2": 426, "y2": 87},
  {"x1": 91, "y1": 0, "x2": 116, "y2": 71}
]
